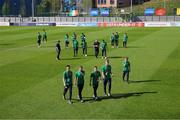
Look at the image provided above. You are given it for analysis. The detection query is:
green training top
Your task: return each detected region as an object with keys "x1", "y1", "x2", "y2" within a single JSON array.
[
  {"x1": 81, "y1": 41, "x2": 87, "y2": 48},
  {"x1": 81, "y1": 34, "x2": 86, "y2": 42},
  {"x1": 63, "y1": 70, "x2": 73, "y2": 86},
  {"x1": 43, "y1": 32, "x2": 47, "y2": 37},
  {"x1": 115, "y1": 34, "x2": 119, "y2": 41},
  {"x1": 110, "y1": 34, "x2": 115, "y2": 42},
  {"x1": 102, "y1": 65, "x2": 112, "y2": 80},
  {"x1": 72, "y1": 34, "x2": 76, "y2": 40},
  {"x1": 37, "y1": 34, "x2": 42, "y2": 40},
  {"x1": 123, "y1": 61, "x2": 130, "y2": 72},
  {"x1": 64, "y1": 35, "x2": 69, "y2": 41},
  {"x1": 100, "y1": 41, "x2": 107, "y2": 50},
  {"x1": 73, "y1": 40, "x2": 79, "y2": 48},
  {"x1": 72, "y1": 38, "x2": 76, "y2": 42},
  {"x1": 90, "y1": 71, "x2": 101, "y2": 86},
  {"x1": 123, "y1": 34, "x2": 128, "y2": 42},
  {"x1": 75, "y1": 71, "x2": 85, "y2": 85}
]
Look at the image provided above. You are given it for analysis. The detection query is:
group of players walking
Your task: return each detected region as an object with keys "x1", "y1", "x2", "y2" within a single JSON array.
[
  {"x1": 37, "y1": 29, "x2": 47, "y2": 48},
  {"x1": 54, "y1": 32, "x2": 128, "y2": 60},
  {"x1": 63, "y1": 58, "x2": 130, "y2": 104}
]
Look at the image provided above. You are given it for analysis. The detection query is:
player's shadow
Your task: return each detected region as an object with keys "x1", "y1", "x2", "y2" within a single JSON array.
[
  {"x1": 0, "y1": 43, "x2": 14, "y2": 46},
  {"x1": 130, "y1": 80, "x2": 161, "y2": 83},
  {"x1": 83, "y1": 91, "x2": 158, "y2": 103},
  {"x1": 126, "y1": 46, "x2": 143, "y2": 49},
  {"x1": 87, "y1": 54, "x2": 96, "y2": 57},
  {"x1": 108, "y1": 56, "x2": 126, "y2": 59},
  {"x1": 100, "y1": 91, "x2": 158, "y2": 100},
  {"x1": 61, "y1": 57, "x2": 85, "y2": 60}
]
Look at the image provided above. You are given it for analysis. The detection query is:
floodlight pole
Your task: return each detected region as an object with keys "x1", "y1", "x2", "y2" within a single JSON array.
[
  {"x1": 130, "y1": 0, "x2": 133, "y2": 22},
  {"x1": 130, "y1": 0, "x2": 133, "y2": 13},
  {"x1": 32, "y1": 0, "x2": 34, "y2": 18}
]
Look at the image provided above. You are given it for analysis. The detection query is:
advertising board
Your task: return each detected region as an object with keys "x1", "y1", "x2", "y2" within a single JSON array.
[
  {"x1": 100, "y1": 9, "x2": 110, "y2": 17},
  {"x1": 155, "y1": 8, "x2": 166, "y2": 16},
  {"x1": 10, "y1": 22, "x2": 56, "y2": 26},
  {"x1": 98, "y1": 22, "x2": 144, "y2": 27},
  {"x1": 145, "y1": 22, "x2": 180, "y2": 27},
  {"x1": 90, "y1": 9, "x2": 99, "y2": 16},
  {"x1": 145, "y1": 8, "x2": 155, "y2": 16},
  {"x1": 78, "y1": 22, "x2": 97, "y2": 27},
  {"x1": 177, "y1": 8, "x2": 180, "y2": 15},
  {"x1": 56, "y1": 22, "x2": 78, "y2": 26},
  {"x1": 0, "y1": 22, "x2": 10, "y2": 26}
]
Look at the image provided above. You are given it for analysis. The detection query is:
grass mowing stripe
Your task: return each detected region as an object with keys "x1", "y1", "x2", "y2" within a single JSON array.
[{"x1": 0, "y1": 26, "x2": 88, "y2": 34}]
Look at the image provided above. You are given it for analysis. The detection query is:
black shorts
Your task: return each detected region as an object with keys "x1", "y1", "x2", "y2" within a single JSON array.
[
  {"x1": 93, "y1": 83, "x2": 99, "y2": 88},
  {"x1": 66, "y1": 41, "x2": 69, "y2": 44},
  {"x1": 111, "y1": 40, "x2": 114, "y2": 45},
  {"x1": 37, "y1": 40, "x2": 41, "y2": 44},
  {"x1": 95, "y1": 48, "x2": 99, "y2": 51},
  {"x1": 74, "y1": 48, "x2": 78, "y2": 51}
]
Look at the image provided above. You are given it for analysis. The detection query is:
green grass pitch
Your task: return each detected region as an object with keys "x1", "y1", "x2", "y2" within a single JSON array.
[{"x1": 0, "y1": 26, "x2": 180, "y2": 119}]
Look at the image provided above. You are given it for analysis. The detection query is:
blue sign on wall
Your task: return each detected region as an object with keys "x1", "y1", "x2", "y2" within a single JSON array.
[
  {"x1": 78, "y1": 22, "x2": 97, "y2": 27},
  {"x1": 100, "y1": 9, "x2": 109, "y2": 16},
  {"x1": 90, "y1": 9, "x2": 99, "y2": 16},
  {"x1": 145, "y1": 8, "x2": 155, "y2": 16}
]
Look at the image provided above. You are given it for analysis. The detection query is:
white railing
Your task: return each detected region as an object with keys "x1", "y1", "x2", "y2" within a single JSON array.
[{"x1": 0, "y1": 16, "x2": 180, "y2": 23}]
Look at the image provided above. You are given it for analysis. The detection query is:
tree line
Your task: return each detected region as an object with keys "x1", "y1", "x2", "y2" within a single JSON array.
[
  {"x1": 0, "y1": 0, "x2": 94, "y2": 17},
  {"x1": 0, "y1": 0, "x2": 61, "y2": 16}
]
